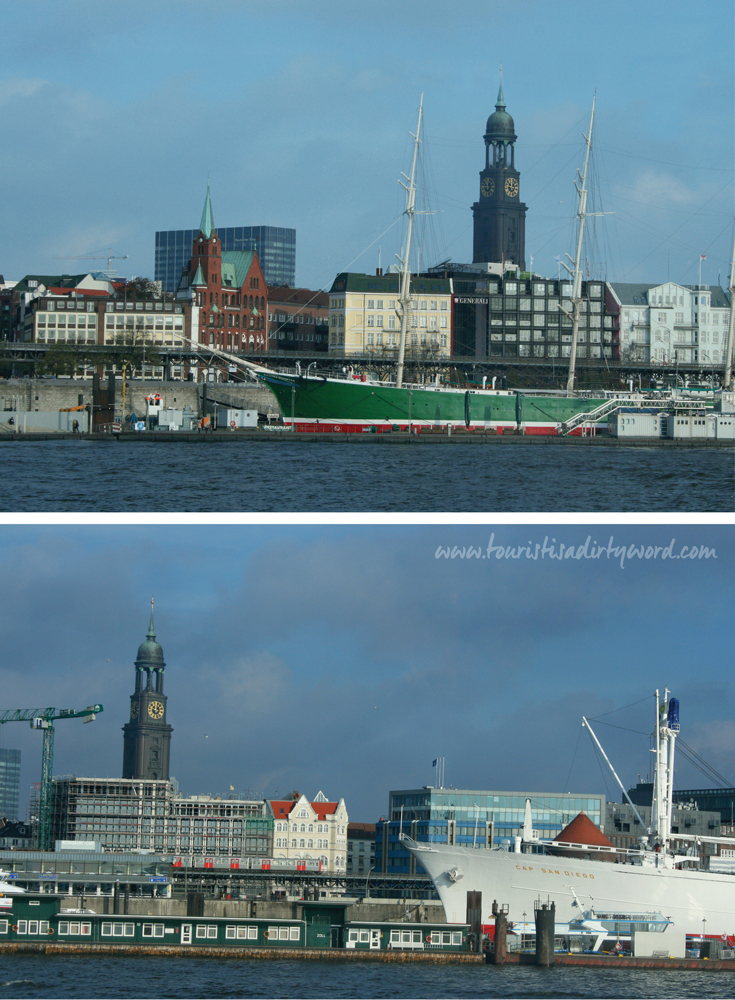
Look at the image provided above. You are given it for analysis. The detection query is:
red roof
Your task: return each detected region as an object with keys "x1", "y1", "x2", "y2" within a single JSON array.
[
  {"x1": 554, "y1": 811, "x2": 615, "y2": 849},
  {"x1": 46, "y1": 287, "x2": 110, "y2": 297},
  {"x1": 270, "y1": 799, "x2": 339, "y2": 820}
]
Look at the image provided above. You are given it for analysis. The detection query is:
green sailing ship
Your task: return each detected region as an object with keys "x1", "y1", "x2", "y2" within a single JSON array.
[
  {"x1": 256, "y1": 370, "x2": 611, "y2": 435},
  {"x1": 258, "y1": 96, "x2": 614, "y2": 435}
]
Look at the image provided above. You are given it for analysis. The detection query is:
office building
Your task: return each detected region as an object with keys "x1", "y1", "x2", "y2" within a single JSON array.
[
  {"x1": 156, "y1": 226, "x2": 295, "y2": 293},
  {"x1": 346, "y1": 823, "x2": 375, "y2": 877},
  {"x1": 327, "y1": 271, "x2": 452, "y2": 358},
  {"x1": 268, "y1": 286, "x2": 329, "y2": 351},
  {"x1": 375, "y1": 786, "x2": 605, "y2": 874},
  {"x1": 0, "y1": 749, "x2": 21, "y2": 821}
]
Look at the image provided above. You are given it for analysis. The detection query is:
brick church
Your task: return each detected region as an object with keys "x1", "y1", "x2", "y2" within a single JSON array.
[{"x1": 187, "y1": 186, "x2": 268, "y2": 355}]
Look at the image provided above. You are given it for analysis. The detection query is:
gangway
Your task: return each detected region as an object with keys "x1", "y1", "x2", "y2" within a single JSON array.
[{"x1": 557, "y1": 396, "x2": 711, "y2": 436}]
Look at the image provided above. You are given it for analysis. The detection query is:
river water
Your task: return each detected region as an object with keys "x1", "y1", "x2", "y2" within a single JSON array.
[
  {"x1": 1, "y1": 440, "x2": 732, "y2": 512},
  {"x1": 0, "y1": 955, "x2": 732, "y2": 999}
]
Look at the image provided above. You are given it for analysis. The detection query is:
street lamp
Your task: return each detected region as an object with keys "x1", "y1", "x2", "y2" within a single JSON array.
[{"x1": 365, "y1": 866, "x2": 375, "y2": 900}]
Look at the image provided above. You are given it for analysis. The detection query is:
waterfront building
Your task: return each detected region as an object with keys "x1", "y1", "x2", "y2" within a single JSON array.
[
  {"x1": 424, "y1": 264, "x2": 615, "y2": 360},
  {"x1": 156, "y1": 225, "x2": 295, "y2": 293},
  {"x1": 176, "y1": 186, "x2": 269, "y2": 363},
  {"x1": 375, "y1": 787, "x2": 605, "y2": 875},
  {"x1": 50, "y1": 777, "x2": 272, "y2": 856},
  {"x1": 327, "y1": 271, "x2": 452, "y2": 358},
  {"x1": 346, "y1": 823, "x2": 375, "y2": 877},
  {"x1": 472, "y1": 76, "x2": 527, "y2": 270},
  {"x1": 269, "y1": 793, "x2": 348, "y2": 872},
  {"x1": 267, "y1": 286, "x2": 329, "y2": 352},
  {"x1": 607, "y1": 282, "x2": 731, "y2": 366},
  {"x1": 0, "y1": 748, "x2": 21, "y2": 821},
  {"x1": 606, "y1": 794, "x2": 721, "y2": 868}
]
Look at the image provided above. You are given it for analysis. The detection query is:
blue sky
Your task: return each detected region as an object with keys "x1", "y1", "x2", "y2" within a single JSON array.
[
  {"x1": 1, "y1": 0, "x2": 733, "y2": 291},
  {"x1": 0, "y1": 524, "x2": 731, "y2": 822}
]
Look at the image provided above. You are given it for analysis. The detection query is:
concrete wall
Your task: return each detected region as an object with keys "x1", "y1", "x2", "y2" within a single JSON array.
[
  {"x1": 63, "y1": 896, "x2": 448, "y2": 923},
  {"x1": 0, "y1": 379, "x2": 282, "y2": 420}
]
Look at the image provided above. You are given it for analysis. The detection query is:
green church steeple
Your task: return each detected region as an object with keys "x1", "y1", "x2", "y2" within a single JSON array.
[{"x1": 199, "y1": 184, "x2": 215, "y2": 239}]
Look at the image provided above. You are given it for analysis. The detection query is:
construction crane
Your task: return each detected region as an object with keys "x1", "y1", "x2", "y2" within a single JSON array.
[
  {"x1": 53, "y1": 249, "x2": 129, "y2": 272},
  {"x1": 0, "y1": 705, "x2": 103, "y2": 851}
]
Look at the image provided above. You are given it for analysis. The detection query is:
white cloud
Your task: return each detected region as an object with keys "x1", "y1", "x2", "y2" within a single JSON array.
[
  {"x1": 0, "y1": 78, "x2": 45, "y2": 105},
  {"x1": 629, "y1": 170, "x2": 697, "y2": 209}
]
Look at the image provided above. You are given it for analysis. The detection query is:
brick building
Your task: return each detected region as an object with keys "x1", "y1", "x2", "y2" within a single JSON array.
[
  {"x1": 267, "y1": 286, "x2": 328, "y2": 351},
  {"x1": 178, "y1": 186, "x2": 268, "y2": 362}
]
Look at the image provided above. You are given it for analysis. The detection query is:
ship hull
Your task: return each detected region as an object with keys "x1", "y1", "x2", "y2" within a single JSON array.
[
  {"x1": 258, "y1": 374, "x2": 610, "y2": 435},
  {"x1": 406, "y1": 840, "x2": 735, "y2": 938}
]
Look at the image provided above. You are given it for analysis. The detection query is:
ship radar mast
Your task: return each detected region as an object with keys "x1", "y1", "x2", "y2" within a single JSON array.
[{"x1": 651, "y1": 687, "x2": 679, "y2": 847}]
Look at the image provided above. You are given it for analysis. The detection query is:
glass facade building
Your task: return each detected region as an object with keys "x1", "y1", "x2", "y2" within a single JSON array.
[
  {"x1": 155, "y1": 227, "x2": 296, "y2": 293},
  {"x1": 0, "y1": 749, "x2": 21, "y2": 820},
  {"x1": 376, "y1": 787, "x2": 606, "y2": 874}
]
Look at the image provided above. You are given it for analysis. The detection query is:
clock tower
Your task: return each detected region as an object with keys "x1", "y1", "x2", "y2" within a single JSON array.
[
  {"x1": 472, "y1": 74, "x2": 527, "y2": 270},
  {"x1": 122, "y1": 601, "x2": 173, "y2": 781}
]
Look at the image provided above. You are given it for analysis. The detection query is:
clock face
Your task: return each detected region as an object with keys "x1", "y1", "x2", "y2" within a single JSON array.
[
  {"x1": 148, "y1": 700, "x2": 164, "y2": 720},
  {"x1": 130, "y1": 702, "x2": 139, "y2": 720},
  {"x1": 505, "y1": 177, "x2": 519, "y2": 198},
  {"x1": 480, "y1": 177, "x2": 495, "y2": 197}
]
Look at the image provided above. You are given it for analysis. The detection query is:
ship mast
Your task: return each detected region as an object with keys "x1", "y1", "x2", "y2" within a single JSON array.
[
  {"x1": 395, "y1": 95, "x2": 424, "y2": 389},
  {"x1": 723, "y1": 219, "x2": 735, "y2": 390},
  {"x1": 562, "y1": 97, "x2": 602, "y2": 394},
  {"x1": 651, "y1": 687, "x2": 679, "y2": 849}
]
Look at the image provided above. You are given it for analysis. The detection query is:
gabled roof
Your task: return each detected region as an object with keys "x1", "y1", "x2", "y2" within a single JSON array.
[
  {"x1": 13, "y1": 273, "x2": 88, "y2": 292},
  {"x1": 269, "y1": 796, "x2": 340, "y2": 820},
  {"x1": 221, "y1": 250, "x2": 255, "y2": 289}
]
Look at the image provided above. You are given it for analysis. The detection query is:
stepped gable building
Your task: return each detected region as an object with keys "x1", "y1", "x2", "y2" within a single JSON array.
[
  {"x1": 269, "y1": 792, "x2": 348, "y2": 872},
  {"x1": 472, "y1": 75, "x2": 527, "y2": 271},
  {"x1": 182, "y1": 186, "x2": 268, "y2": 355},
  {"x1": 122, "y1": 602, "x2": 173, "y2": 781}
]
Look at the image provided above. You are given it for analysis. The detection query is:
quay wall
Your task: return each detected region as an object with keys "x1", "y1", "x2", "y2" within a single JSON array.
[
  {"x1": 0, "y1": 942, "x2": 481, "y2": 963},
  {"x1": 0, "y1": 379, "x2": 279, "y2": 419},
  {"x1": 64, "y1": 896, "x2": 446, "y2": 923}
]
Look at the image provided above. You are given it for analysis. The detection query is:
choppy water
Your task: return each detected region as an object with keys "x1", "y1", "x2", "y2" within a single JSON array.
[
  {"x1": 1, "y1": 440, "x2": 732, "y2": 512},
  {"x1": 0, "y1": 955, "x2": 732, "y2": 999}
]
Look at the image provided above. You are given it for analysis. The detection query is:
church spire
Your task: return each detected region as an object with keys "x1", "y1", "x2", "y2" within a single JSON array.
[
  {"x1": 147, "y1": 595, "x2": 156, "y2": 641},
  {"x1": 496, "y1": 65, "x2": 505, "y2": 110},
  {"x1": 199, "y1": 183, "x2": 215, "y2": 239}
]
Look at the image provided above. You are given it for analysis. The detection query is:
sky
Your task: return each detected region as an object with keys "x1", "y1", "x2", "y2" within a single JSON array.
[
  {"x1": 0, "y1": 523, "x2": 731, "y2": 823},
  {"x1": 1, "y1": 0, "x2": 733, "y2": 293}
]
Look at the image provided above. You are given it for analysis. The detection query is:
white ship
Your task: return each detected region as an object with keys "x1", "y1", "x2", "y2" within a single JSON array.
[{"x1": 405, "y1": 689, "x2": 735, "y2": 939}]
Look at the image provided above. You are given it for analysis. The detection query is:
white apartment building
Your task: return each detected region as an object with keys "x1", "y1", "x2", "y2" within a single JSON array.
[
  {"x1": 608, "y1": 282, "x2": 731, "y2": 367},
  {"x1": 269, "y1": 792, "x2": 348, "y2": 872}
]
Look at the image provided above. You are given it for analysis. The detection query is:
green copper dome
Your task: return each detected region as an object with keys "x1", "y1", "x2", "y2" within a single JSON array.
[
  {"x1": 485, "y1": 78, "x2": 516, "y2": 139},
  {"x1": 135, "y1": 607, "x2": 165, "y2": 670}
]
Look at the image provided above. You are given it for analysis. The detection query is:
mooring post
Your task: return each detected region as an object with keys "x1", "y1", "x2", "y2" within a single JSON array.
[
  {"x1": 535, "y1": 901, "x2": 555, "y2": 966},
  {"x1": 492, "y1": 899, "x2": 507, "y2": 964}
]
